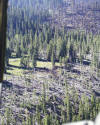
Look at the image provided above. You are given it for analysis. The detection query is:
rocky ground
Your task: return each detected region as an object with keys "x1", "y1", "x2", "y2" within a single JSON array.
[{"x1": 0, "y1": 63, "x2": 100, "y2": 124}]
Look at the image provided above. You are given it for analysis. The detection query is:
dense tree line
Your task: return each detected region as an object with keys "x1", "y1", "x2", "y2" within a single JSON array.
[
  {"x1": 7, "y1": 21, "x2": 100, "y2": 70},
  {"x1": 6, "y1": 0, "x2": 100, "y2": 71}
]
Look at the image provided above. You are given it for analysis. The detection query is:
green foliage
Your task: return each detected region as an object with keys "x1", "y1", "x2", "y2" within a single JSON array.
[
  {"x1": 20, "y1": 56, "x2": 28, "y2": 68},
  {"x1": 51, "y1": 46, "x2": 56, "y2": 69},
  {"x1": 32, "y1": 50, "x2": 37, "y2": 69},
  {"x1": 5, "y1": 108, "x2": 12, "y2": 125},
  {"x1": 2, "y1": 90, "x2": 100, "y2": 125},
  {"x1": 16, "y1": 42, "x2": 21, "y2": 57},
  {"x1": 43, "y1": 115, "x2": 51, "y2": 125},
  {"x1": 42, "y1": 83, "x2": 46, "y2": 114},
  {"x1": 5, "y1": 47, "x2": 11, "y2": 67},
  {"x1": 69, "y1": 43, "x2": 76, "y2": 63},
  {"x1": 47, "y1": 41, "x2": 53, "y2": 61}
]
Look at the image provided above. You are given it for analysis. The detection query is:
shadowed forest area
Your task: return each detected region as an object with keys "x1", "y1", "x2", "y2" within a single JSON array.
[{"x1": 0, "y1": 0, "x2": 100, "y2": 125}]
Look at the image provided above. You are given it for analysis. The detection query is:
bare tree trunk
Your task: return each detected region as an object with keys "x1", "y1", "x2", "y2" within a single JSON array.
[
  {"x1": 0, "y1": 0, "x2": 8, "y2": 82},
  {"x1": 0, "y1": 0, "x2": 8, "y2": 104}
]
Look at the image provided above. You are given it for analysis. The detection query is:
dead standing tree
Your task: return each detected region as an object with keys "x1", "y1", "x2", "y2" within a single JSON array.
[
  {"x1": 0, "y1": 0, "x2": 8, "y2": 103},
  {"x1": 0, "y1": 0, "x2": 8, "y2": 82}
]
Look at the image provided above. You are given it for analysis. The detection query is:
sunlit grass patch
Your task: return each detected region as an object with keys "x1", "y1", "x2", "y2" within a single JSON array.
[
  {"x1": 7, "y1": 58, "x2": 60, "y2": 76},
  {"x1": 36, "y1": 61, "x2": 60, "y2": 69},
  {"x1": 7, "y1": 67, "x2": 23, "y2": 76},
  {"x1": 7, "y1": 58, "x2": 23, "y2": 76},
  {"x1": 9, "y1": 58, "x2": 20, "y2": 67},
  {"x1": 37, "y1": 61, "x2": 52, "y2": 69}
]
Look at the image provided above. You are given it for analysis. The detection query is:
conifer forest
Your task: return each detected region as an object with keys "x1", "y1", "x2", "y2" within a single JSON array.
[{"x1": 0, "y1": 0, "x2": 100, "y2": 124}]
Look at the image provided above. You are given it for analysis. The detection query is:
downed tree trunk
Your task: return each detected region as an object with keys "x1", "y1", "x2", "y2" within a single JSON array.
[{"x1": 0, "y1": 0, "x2": 8, "y2": 82}]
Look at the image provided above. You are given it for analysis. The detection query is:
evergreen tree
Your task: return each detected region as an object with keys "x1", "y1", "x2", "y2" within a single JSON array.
[
  {"x1": 44, "y1": 115, "x2": 51, "y2": 125},
  {"x1": 32, "y1": 53, "x2": 37, "y2": 69},
  {"x1": 16, "y1": 42, "x2": 21, "y2": 57},
  {"x1": 51, "y1": 46, "x2": 56, "y2": 69},
  {"x1": 47, "y1": 41, "x2": 53, "y2": 61},
  {"x1": 5, "y1": 47, "x2": 11, "y2": 67},
  {"x1": 78, "y1": 100, "x2": 84, "y2": 120},
  {"x1": 69, "y1": 43, "x2": 76, "y2": 63},
  {"x1": 65, "y1": 91, "x2": 71, "y2": 122}
]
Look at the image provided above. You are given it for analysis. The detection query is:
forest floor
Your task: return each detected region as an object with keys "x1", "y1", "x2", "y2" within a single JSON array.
[{"x1": 0, "y1": 58, "x2": 100, "y2": 124}]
